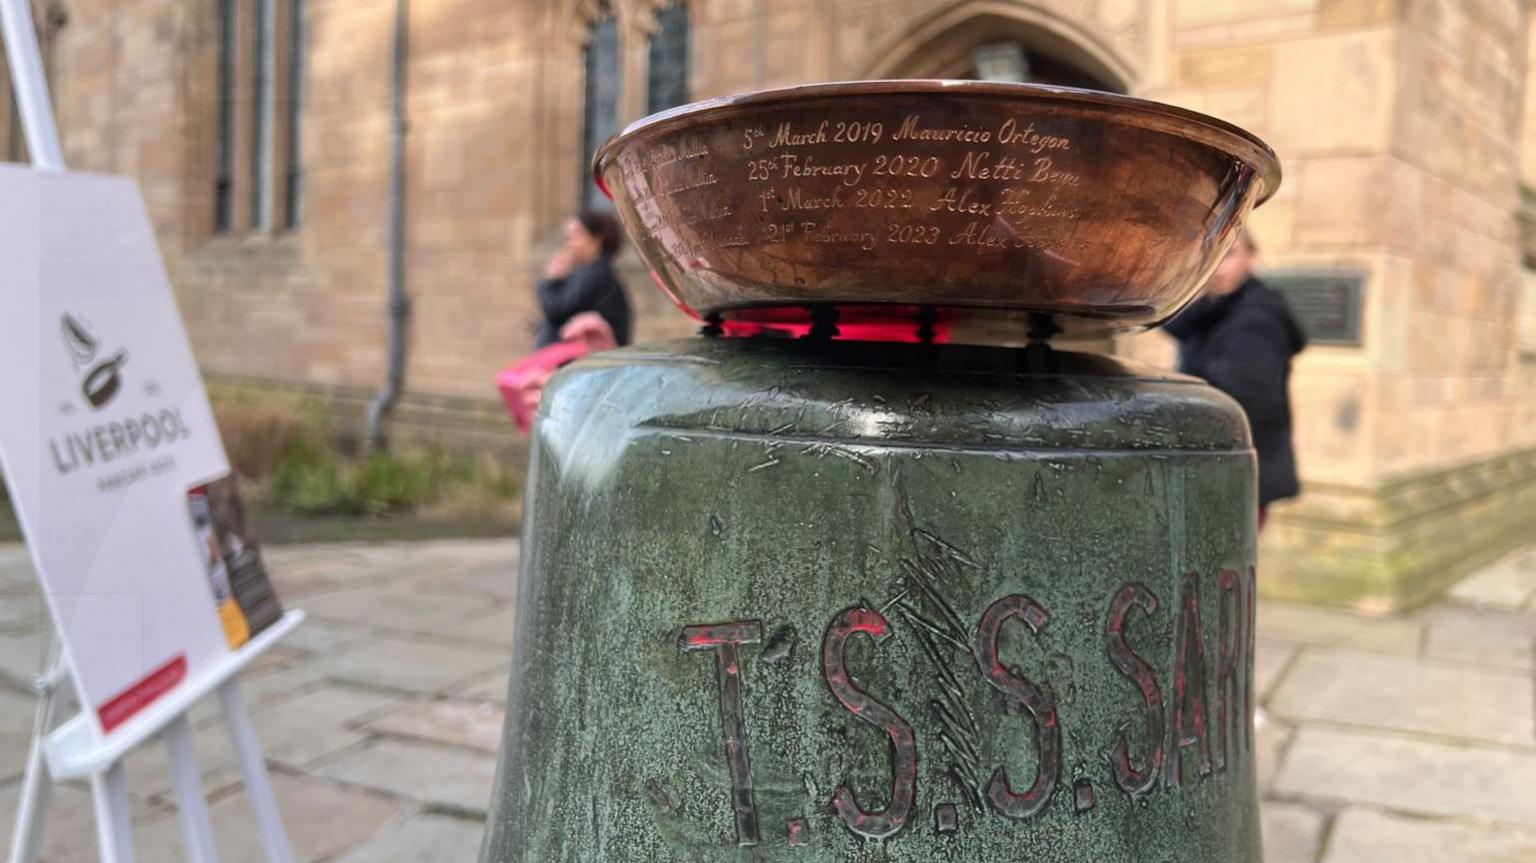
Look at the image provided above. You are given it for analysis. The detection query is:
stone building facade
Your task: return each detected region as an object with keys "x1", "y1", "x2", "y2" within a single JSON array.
[{"x1": 1, "y1": 0, "x2": 1533, "y2": 609}]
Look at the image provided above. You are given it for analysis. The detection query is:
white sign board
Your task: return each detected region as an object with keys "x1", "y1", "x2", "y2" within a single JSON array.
[{"x1": 0, "y1": 166, "x2": 235, "y2": 736}]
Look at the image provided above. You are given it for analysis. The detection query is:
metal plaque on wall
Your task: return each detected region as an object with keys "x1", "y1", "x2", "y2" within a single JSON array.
[{"x1": 1261, "y1": 270, "x2": 1365, "y2": 346}]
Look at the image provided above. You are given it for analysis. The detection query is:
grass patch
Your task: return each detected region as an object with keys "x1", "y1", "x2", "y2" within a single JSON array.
[
  {"x1": 267, "y1": 436, "x2": 518, "y2": 517},
  {"x1": 210, "y1": 386, "x2": 520, "y2": 521}
]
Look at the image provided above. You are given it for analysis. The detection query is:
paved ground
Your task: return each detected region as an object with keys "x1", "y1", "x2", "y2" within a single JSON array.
[{"x1": 0, "y1": 538, "x2": 1531, "y2": 861}]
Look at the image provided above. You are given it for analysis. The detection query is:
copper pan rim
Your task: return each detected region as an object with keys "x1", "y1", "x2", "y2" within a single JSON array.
[{"x1": 594, "y1": 79, "x2": 1281, "y2": 205}]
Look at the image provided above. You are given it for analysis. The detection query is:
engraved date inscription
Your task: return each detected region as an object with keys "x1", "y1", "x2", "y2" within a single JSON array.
[{"x1": 643, "y1": 108, "x2": 1101, "y2": 256}]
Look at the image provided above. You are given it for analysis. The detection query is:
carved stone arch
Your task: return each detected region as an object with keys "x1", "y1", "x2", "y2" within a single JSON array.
[
  {"x1": 557, "y1": 0, "x2": 678, "y2": 71},
  {"x1": 562, "y1": 0, "x2": 620, "y2": 47},
  {"x1": 631, "y1": 0, "x2": 667, "y2": 38},
  {"x1": 860, "y1": 0, "x2": 1138, "y2": 93}
]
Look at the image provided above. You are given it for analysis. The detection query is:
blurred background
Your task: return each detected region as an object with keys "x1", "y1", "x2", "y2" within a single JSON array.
[
  {"x1": 0, "y1": 3, "x2": 1534, "y2": 861},
  {"x1": 0, "y1": 0, "x2": 1531, "y2": 611}
]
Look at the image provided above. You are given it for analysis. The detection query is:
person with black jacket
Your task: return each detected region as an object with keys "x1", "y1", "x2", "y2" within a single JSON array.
[
  {"x1": 1165, "y1": 232, "x2": 1307, "y2": 528},
  {"x1": 535, "y1": 210, "x2": 632, "y2": 348}
]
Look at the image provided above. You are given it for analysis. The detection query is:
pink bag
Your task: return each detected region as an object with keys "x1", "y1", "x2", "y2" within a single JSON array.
[{"x1": 496, "y1": 340, "x2": 590, "y2": 434}]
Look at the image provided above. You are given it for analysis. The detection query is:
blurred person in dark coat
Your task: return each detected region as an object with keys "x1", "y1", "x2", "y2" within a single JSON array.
[
  {"x1": 1165, "y1": 231, "x2": 1307, "y2": 529},
  {"x1": 535, "y1": 210, "x2": 632, "y2": 348}
]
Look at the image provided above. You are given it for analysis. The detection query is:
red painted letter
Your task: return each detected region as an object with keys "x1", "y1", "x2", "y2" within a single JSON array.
[
  {"x1": 1215, "y1": 569, "x2": 1246, "y2": 770},
  {"x1": 1105, "y1": 583, "x2": 1164, "y2": 794},
  {"x1": 680, "y1": 620, "x2": 764, "y2": 847},
  {"x1": 822, "y1": 607, "x2": 917, "y2": 840},
  {"x1": 974, "y1": 594, "x2": 1060, "y2": 819},
  {"x1": 1167, "y1": 572, "x2": 1213, "y2": 786}
]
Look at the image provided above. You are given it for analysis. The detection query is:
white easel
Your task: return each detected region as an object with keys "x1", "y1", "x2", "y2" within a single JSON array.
[{"x1": 1, "y1": 2, "x2": 303, "y2": 860}]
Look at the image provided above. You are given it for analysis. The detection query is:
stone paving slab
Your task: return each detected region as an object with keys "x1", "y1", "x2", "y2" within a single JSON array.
[
  {"x1": 133, "y1": 774, "x2": 407, "y2": 863},
  {"x1": 366, "y1": 698, "x2": 505, "y2": 754},
  {"x1": 263, "y1": 552, "x2": 386, "y2": 599},
  {"x1": 1269, "y1": 649, "x2": 1535, "y2": 746},
  {"x1": 1254, "y1": 717, "x2": 1292, "y2": 794},
  {"x1": 314, "y1": 738, "x2": 500, "y2": 815},
  {"x1": 448, "y1": 668, "x2": 511, "y2": 705},
  {"x1": 0, "y1": 779, "x2": 121, "y2": 860},
  {"x1": 0, "y1": 595, "x2": 46, "y2": 629},
  {"x1": 1447, "y1": 546, "x2": 1536, "y2": 611},
  {"x1": 1321, "y1": 807, "x2": 1536, "y2": 862},
  {"x1": 264, "y1": 541, "x2": 500, "y2": 597},
  {"x1": 311, "y1": 636, "x2": 508, "y2": 695},
  {"x1": 0, "y1": 773, "x2": 169, "y2": 854},
  {"x1": 278, "y1": 618, "x2": 382, "y2": 656},
  {"x1": 233, "y1": 660, "x2": 336, "y2": 709},
  {"x1": 333, "y1": 813, "x2": 487, "y2": 862},
  {"x1": 1257, "y1": 601, "x2": 1424, "y2": 654},
  {"x1": 240, "y1": 686, "x2": 403, "y2": 768},
  {"x1": 0, "y1": 687, "x2": 41, "y2": 736},
  {"x1": 121, "y1": 718, "x2": 251, "y2": 803},
  {"x1": 300, "y1": 588, "x2": 501, "y2": 636},
  {"x1": 1260, "y1": 800, "x2": 1326, "y2": 863},
  {"x1": 0, "y1": 731, "x2": 33, "y2": 785},
  {"x1": 0, "y1": 537, "x2": 1529, "y2": 860},
  {"x1": 1253, "y1": 640, "x2": 1297, "y2": 700},
  {"x1": 0, "y1": 543, "x2": 37, "y2": 589},
  {"x1": 399, "y1": 563, "x2": 519, "y2": 603},
  {"x1": 1422, "y1": 604, "x2": 1536, "y2": 670},
  {"x1": 451, "y1": 606, "x2": 518, "y2": 648},
  {"x1": 0, "y1": 627, "x2": 47, "y2": 691},
  {"x1": 185, "y1": 659, "x2": 335, "y2": 728},
  {"x1": 1275, "y1": 727, "x2": 1536, "y2": 826}
]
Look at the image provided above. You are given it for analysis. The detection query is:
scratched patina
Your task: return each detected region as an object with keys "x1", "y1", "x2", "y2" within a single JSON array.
[{"x1": 481, "y1": 337, "x2": 1262, "y2": 862}]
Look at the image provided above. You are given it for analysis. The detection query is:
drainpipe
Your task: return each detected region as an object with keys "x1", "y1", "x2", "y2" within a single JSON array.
[{"x1": 367, "y1": 0, "x2": 409, "y2": 452}]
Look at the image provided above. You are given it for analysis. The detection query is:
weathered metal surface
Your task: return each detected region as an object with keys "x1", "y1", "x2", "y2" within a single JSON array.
[
  {"x1": 482, "y1": 337, "x2": 1262, "y2": 862},
  {"x1": 594, "y1": 80, "x2": 1281, "y2": 338}
]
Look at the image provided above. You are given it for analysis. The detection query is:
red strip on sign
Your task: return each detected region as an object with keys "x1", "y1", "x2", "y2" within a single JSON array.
[{"x1": 97, "y1": 653, "x2": 187, "y2": 733}]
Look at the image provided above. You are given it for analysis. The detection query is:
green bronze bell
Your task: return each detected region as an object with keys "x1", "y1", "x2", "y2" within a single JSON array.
[
  {"x1": 483, "y1": 81, "x2": 1277, "y2": 861},
  {"x1": 482, "y1": 339, "x2": 1260, "y2": 862}
]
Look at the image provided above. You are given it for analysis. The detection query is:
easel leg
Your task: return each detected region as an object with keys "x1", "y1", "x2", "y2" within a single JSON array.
[
  {"x1": 165, "y1": 715, "x2": 220, "y2": 862},
  {"x1": 8, "y1": 644, "x2": 65, "y2": 863},
  {"x1": 88, "y1": 763, "x2": 134, "y2": 863},
  {"x1": 217, "y1": 682, "x2": 294, "y2": 863}
]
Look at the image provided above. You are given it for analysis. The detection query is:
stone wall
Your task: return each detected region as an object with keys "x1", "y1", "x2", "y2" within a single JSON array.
[
  {"x1": 1120, "y1": 0, "x2": 1536, "y2": 609},
  {"x1": 7, "y1": 0, "x2": 1534, "y2": 607},
  {"x1": 18, "y1": 0, "x2": 1154, "y2": 414}
]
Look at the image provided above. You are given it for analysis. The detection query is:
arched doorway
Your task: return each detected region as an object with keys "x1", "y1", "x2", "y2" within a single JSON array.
[
  {"x1": 863, "y1": 1, "x2": 1134, "y2": 93},
  {"x1": 859, "y1": 1, "x2": 1137, "y2": 354}
]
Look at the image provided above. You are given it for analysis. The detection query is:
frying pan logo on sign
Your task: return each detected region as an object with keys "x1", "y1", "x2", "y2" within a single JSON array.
[{"x1": 61, "y1": 313, "x2": 130, "y2": 410}]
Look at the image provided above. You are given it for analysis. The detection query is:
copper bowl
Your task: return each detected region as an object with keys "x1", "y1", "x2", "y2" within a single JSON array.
[{"x1": 595, "y1": 80, "x2": 1280, "y2": 339}]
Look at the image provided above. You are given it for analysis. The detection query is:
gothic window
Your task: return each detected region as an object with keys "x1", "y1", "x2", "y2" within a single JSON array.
[
  {"x1": 963, "y1": 40, "x2": 1122, "y2": 92},
  {"x1": 646, "y1": 2, "x2": 689, "y2": 115},
  {"x1": 212, "y1": 0, "x2": 304, "y2": 236},
  {"x1": 250, "y1": 0, "x2": 274, "y2": 228},
  {"x1": 282, "y1": 0, "x2": 305, "y2": 229},
  {"x1": 580, "y1": 8, "x2": 621, "y2": 210},
  {"x1": 214, "y1": 0, "x2": 236, "y2": 232}
]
